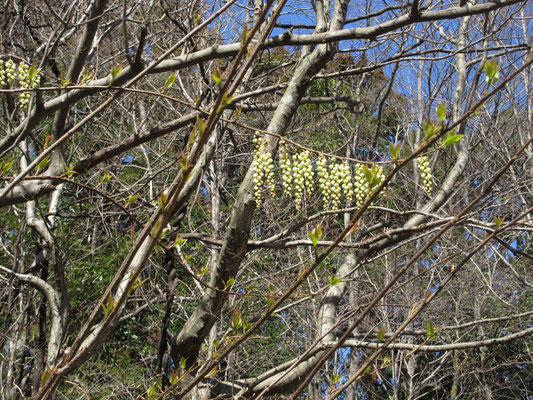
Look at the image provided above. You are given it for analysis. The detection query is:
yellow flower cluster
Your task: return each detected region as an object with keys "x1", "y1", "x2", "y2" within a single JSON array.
[
  {"x1": 5, "y1": 59, "x2": 16, "y2": 86},
  {"x1": 354, "y1": 164, "x2": 368, "y2": 207},
  {"x1": 317, "y1": 156, "x2": 331, "y2": 207},
  {"x1": 279, "y1": 143, "x2": 292, "y2": 198},
  {"x1": 0, "y1": 59, "x2": 40, "y2": 111},
  {"x1": 252, "y1": 134, "x2": 390, "y2": 212},
  {"x1": 292, "y1": 150, "x2": 313, "y2": 211},
  {"x1": 0, "y1": 60, "x2": 5, "y2": 87},
  {"x1": 418, "y1": 156, "x2": 432, "y2": 194},
  {"x1": 252, "y1": 133, "x2": 275, "y2": 208},
  {"x1": 18, "y1": 62, "x2": 31, "y2": 109}
]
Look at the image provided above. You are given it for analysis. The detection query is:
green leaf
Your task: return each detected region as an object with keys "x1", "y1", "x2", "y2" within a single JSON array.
[
  {"x1": 179, "y1": 356, "x2": 187, "y2": 370},
  {"x1": 110, "y1": 65, "x2": 123, "y2": 81},
  {"x1": 102, "y1": 294, "x2": 115, "y2": 317},
  {"x1": 100, "y1": 172, "x2": 112, "y2": 183},
  {"x1": 377, "y1": 326, "x2": 386, "y2": 342},
  {"x1": 60, "y1": 76, "x2": 71, "y2": 87},
  {"x1": 36, "y1": 156, "x2": 50, "y2": 172},
  {"x1": 309, "y1": 224, "x2": 323, "y2": 247},
  {"x1": 28, "y1": 65, "x2": 39, "y2": 81},
  {"x1": 159, "y1": 189, "x2": 169, "y2": 209},
  {"x1": 328, "y1": 275, "x2": 343, "y2": 286},
  {"x1": 64, "y1": 164, "x2": 78, "y2": 178},
  {"x1": 174, "y1": 235, "x2": 186, "y2": 246},
  {"x1": 40, "y1": 367, "x2": 52, "y2": 387},
  {"x1": 267, "y1": 284, "x2": 276, "y2": 309},
  {"x1": 382, "y1": 354, "x2": 392, "y2": 366},
  {"x1": 199, "y1": 266, "x2": 209, "y2": 275},
  {"x1": 225, "y1": 277, "x2": 235, "y2": 288},
  {"x1": 1, "y1": 160, "x2": 13, "y2": 172},
  {"x1": 82, "y1": 67, "x2": 94, "y2": 83},
  {"x1": 212, "y1": 68, "x2": 223, "y2": 87},
  {"x1": 426, "y1": 321, "x2": 437, "y2": 340},
  {"x1": 484, "y1": 59, "x2": 499, "y2": 85},
  {"x1": 196, "y1": 117, "x2": 207, "y2": 135},
  {"x1": 363, "y1": 366, "x2": 371, "y2": 374},
  {"x1": 127, "y1": 194, "x2": 138, "y2": 205},
  {"x1": 330, "y1": 373, "x2": 341, "y2": 384},
  {"x1": 164, "y1": 73, "x2": 176, "y2": 89},
  {"x1": 388, "y1": 141, "x2": 400, "y2": 160},
  {"x1": 132, "y1": 277, "x2": 148, "y2": 291},
  {"x1": 442, "y1": 133, "x2": 465, "y2": 147},
  {"x1": 241, "y1": 23, "x2": 249, "y2": 44},
  {"x1": 436, "y1": 103, "x2": 446, "y2": 121},
  {"x1": 494, "y1": 217, "x2": 503, "y2": 227},
  {"x1": 147, "y1": 383, "x2": 159, "y2": 399},
  {"x1": 151, "y1": 216, "x2": 163, "y2": 237},
  {"x1": 424, "y1": 120, "x2": 436, "y2": 141},
  {"x1": 232, "y1": 309, "x2": 243, "y2": 330},
  {"x1": 217, "y1": 92, "x2": 234, "y2": 113},
  {"x1": 362, "y1": 164, "x2": 374, "y2": 186}
]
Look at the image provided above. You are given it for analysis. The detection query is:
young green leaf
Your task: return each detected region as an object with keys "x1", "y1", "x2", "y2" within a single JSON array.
[
  {"x1": 241, "y1": 23, "x2": 249, "y2": 44},
  {"x1": 377, "y1": 326, "x2": 387, "y2": 342},
  {"x1": 82, "y1": 67, "x2": 95, "y2": 83},
  {"x1": 132, "y1": 277, "x2": 149, "y2": 291},
  {"x1": 328, "y1": 275, "x2": 343, "y2": 286},
  {"x1": 64, "y1": 164, "x2": 78, "y2": 178},
  {"x1": 36, "y1": 156, "x2": 50, "y2": 172},
  {"x1": 362, "y1": 164, "x2": 375, "y2": 186},
  {"x1": 424, "y1": 120, "x2": 436, "y2": 141},
  {"x1": 127, "y1": 194, "x2": 138, "y2": 205},
  {"x1": 159, "y1": 189, "x2": 169, "y2": 209},
  {"x1": 426, "y1": 321, "x2": 437, "y2": 340},
  {"x1": 442, "y1": 133, "x2": 465, "y2": 147},
  {"x1": 28, "y1": 65, "x2": 39, "y2": 81},
  {"x1": 267, "y1": 284, "x2": 276, "y2": 309},
  {"x1": 102, "y1": 294, "x2": 115, "y2": 317},
  {"x1": 330, "y1": 373, "x2": 341, "y2": 384},
  {"x1": 41, "y1": 368, "x2": 52, "y2": 387},
  {"x1": 2, "y1": 160, "x2": 14, "y2": 172},
  {"x1": 484, "y1": 59, "x2": 499, "y2": 85},
  {"x1": 309, "y1": 224, "x2": 323, "y2": 247},
  {"x1": 217, "y1": 92, "x2": 234, "y2": 113},
  {"x1": 174, "y1": 235, "x2": 186, "y2": 247},
  {"x1": 226, "y1": 277, "x2": 235, "y2": 287},
  {"x1": 199, "y1": 266, "x2": 209, "y2": 275},
  {"x1": 110, "y1": 65, "x2": 123, "y2": 81},
  {"x1": 100, "y1": 172, "x2": 112, "y2": 183},
  {"x1": 212, "y1": 68, "x2": 223, "y2": 87},
  {"x1": 436, "y1": 103, "x2": 446, "y2": 122},
  {"x1": 388, "y1": 141, "x2": 400, "y2": 160},
  {"x1": 196, "y1": 116, "x2": 207, "y2": 135},
  {"x1": 494, "y1": 216, "x2": 505, "y2": 227},
  {"x1": 232, "y1": 309, "x2": 243, "y2": 330},
  {"x1": 382, "y1": 354, "x2": 392, "y2": 366},
  {"x1": 164, "y1": 73, "x2": 176, "y2": 90},
  {"x1": 60, "y1": 76, "x2": 71, "y2": 87},
  {"x1": 147, "y1": 384, "x2": 159, "y2": 399}
]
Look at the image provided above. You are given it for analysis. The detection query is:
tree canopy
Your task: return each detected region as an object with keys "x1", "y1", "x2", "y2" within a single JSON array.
[{"x1": 1, "y1": 0, "x2": 533, "y2": 399}]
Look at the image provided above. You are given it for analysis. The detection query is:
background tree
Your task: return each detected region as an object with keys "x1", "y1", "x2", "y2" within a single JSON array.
[{"x1": 0, "y1": 0, "x2": 532, "y2": 399}]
